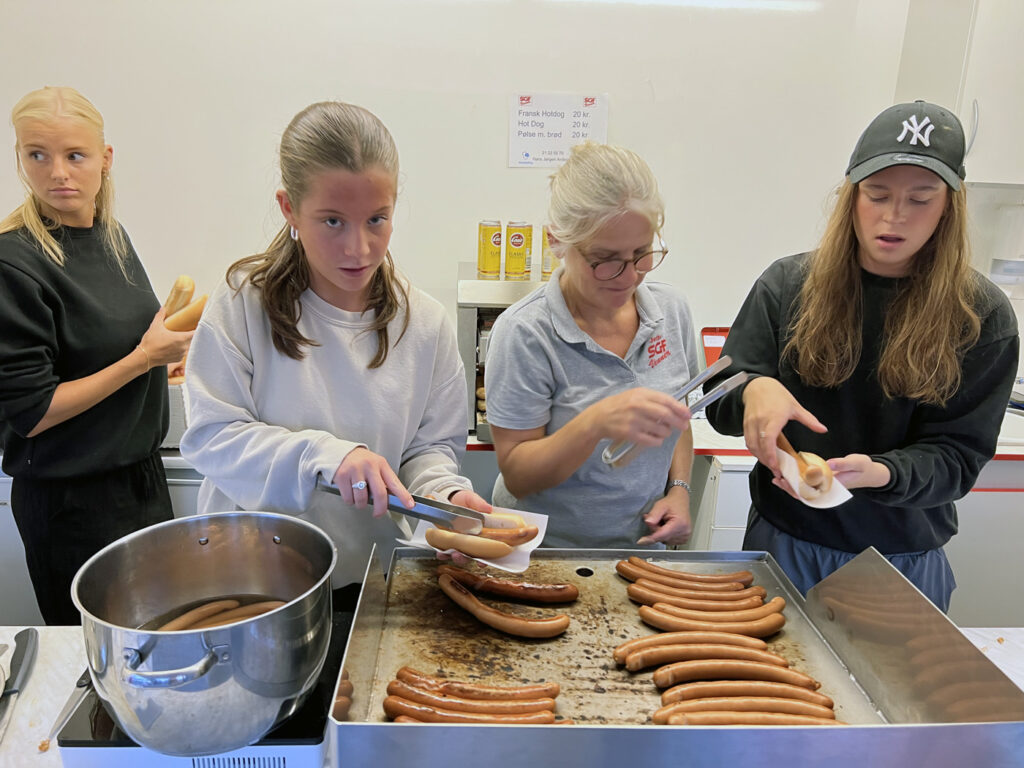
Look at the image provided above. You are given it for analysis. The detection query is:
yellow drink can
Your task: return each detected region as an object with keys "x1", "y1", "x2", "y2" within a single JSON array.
[
  {"x1": 504, "y1": 221, "x2": 532, "y2": 281},
  {"x1": 477, "y1": 220, "x2": 501, "y2": 280}
]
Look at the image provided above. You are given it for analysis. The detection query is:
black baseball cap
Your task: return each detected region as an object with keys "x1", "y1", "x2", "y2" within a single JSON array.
[{"x1": 846, "y1": 100, "x2": 966, "y2": 190}]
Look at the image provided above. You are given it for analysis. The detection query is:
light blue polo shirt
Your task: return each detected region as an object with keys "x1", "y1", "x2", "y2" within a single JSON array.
[{"x1": 485, "y1": 271, "x2": 699, "y2": 548}]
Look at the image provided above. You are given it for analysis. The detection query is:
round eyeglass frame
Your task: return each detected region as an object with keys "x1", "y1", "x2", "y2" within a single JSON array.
[{"x1": 580, "y1": 237, "x2": 668, "y2": 281}]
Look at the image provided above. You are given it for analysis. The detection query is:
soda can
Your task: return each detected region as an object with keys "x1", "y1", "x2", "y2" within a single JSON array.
[
  {"x1": 504, "y1": 221, "x2": 532, "y2": 281},
  {"x1": 477, "y1": 220, "x2": 501, "y2": 280},
  {"x1": 541, "y1": 225, "x2": 555, "y2": 280}
]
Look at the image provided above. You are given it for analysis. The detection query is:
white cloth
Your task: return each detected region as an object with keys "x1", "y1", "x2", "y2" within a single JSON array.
[{"x1": 180, "y1": 276, "x2": 471, "y2": 586}]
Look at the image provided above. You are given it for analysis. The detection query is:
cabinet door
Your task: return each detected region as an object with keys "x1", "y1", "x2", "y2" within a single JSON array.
[
  {"x1": 959, "y1": 0, "x2": 1024, "y2": 183},
  {"x1": 0, "y1": 478, "x2": 45, "y2": 625},
  {"x1": 945, "y1": 489, "x2": 1024, "y2": 626},
  {"x1": 715, "y1": 458, "x2": 755, "y2": 529}
]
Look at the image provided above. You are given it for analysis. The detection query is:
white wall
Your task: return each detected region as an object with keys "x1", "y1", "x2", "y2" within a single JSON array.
[{"x1": 0, "y1": 0, "x2": 912, "y2": 334}]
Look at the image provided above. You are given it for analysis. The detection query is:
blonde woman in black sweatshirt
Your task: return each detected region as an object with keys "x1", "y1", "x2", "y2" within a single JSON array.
[{"x1": 0, "y1": 87, "x2": 191, "y2": 624}]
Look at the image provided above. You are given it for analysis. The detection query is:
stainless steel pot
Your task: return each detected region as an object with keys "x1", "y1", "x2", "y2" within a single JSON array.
[{"x1": 71, "y1": 511, "x2": 337, "y2": 756}]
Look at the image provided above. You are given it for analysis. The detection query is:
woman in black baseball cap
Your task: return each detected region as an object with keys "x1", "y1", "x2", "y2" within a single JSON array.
[{"x1": 704, "y1": 100, "x2": 1018, "y2": 611}]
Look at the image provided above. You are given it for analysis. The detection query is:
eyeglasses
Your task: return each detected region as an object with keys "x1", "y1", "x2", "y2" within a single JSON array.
[{"x1": 579, "y1": 237, "x2": 668, "y2": 281}]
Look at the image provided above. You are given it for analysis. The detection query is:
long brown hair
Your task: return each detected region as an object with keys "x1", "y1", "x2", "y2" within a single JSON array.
[
  {"x1": 0, "y1": 86, "x2": 130, "y2": 270},
  {"x1": 228, "y1": 101, "x2": 408, "y2": 368},
  {"x1": 783, "y1": 179, "x2": 980, "y2": 406}
]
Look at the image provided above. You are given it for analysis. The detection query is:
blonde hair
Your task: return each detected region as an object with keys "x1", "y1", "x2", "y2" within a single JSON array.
[
  {"x1": 0, "y1": 86, "x2": 129, "y2": 268},
  {"x1": 228, "y1": 101, "x2": 408, "y2": 367},
  {"x1": 547, "y1": 141, "x2": 664, "y2": 255},
  {"x1": 783, "y1": 179, "x2": 980, "y2": 406}
]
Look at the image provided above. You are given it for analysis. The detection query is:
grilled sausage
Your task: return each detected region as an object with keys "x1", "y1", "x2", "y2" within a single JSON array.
[
  {"x1": 651, "y1": 596, "x2": 786, "y2": 623},
  {"x1": 437, "y1": 573, "x2": 570, "y2": 638},
  {"x1": 654, "y1": 697, "x2": 835, "y2": 723},
  {"x1": 476, "y1": 525, "x2": 539, "y2": 546},
  {"x1": 662, "y1": 680, "x2": 834, "y2": 707},
  {"x1": 635, "y1": 578, "x2": 767, "y2": 602},
  {"x1": 627, "y1": 556, "x2": 755, "y2": 586},
  {"x1": 638, "y1": 605, "x2": 786, "y2": 638},
  {"x1": 426, "y1": 528, "x2": 513, "y2": 559},
  {"x1": 667, "y1": 711, "x2": 842, "y2": 726},
  {"x1": 383, "y1": 695, "x2": 556, "y2": 724},
  {"x1": 393, "y1": 715, "x2": 422, "y2": 723},
  {"x1": 652, "y1": 659, "x2": 821, "y2": 689},
  {"x1": 396, "y1": 667, "x2": 560, "y2": 700},
  {"x1": 614, "y1": 631, "x2": 767, "y2": 665},
  {"x1": 625, "y1": 644, "x2": 790, "y2": 672},
  {"x1": 627, "y1": 583, "x2": 763, "y2": 612},
  {"x1": 437, "y1": 565, "x2": 579, "y2": 603},
  {"x1": 386, "y1": 680, "x2": 556, "y2": 714},
  {"x1": 615, "y1": 561, "x2": 743, "y2": 591}
]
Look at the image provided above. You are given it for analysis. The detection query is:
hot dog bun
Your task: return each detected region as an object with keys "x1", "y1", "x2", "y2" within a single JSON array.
[
  {"x1": 485, "y1": 511, "x2": 527, "y2": 529},
  {"x1": 165, "y1": 294, "x2": 207, "y2": 332},
  {"x1": 425, "y1": 527, "x2": 513, "y2": 559},
  {"x1": 162, "y1": 275, "x2": 195, "y2": 315}
]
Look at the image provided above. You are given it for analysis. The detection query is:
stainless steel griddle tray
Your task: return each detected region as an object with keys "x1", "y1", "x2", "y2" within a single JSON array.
[
  {"x1": 336, "y1": 548, "x2": 883, "y2": 726},
  {"x1": 326, "y1": 548, "x2": 1024, "y2": 768}
]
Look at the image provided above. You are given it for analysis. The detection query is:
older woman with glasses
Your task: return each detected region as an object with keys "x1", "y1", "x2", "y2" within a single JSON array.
[{"x1": 484, "y1": 142, "x2": 700, "y2": 549}]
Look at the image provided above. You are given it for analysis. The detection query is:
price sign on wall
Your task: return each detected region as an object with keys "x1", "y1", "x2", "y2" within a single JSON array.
[{"x1": 508, "y1": 93, "x2": 609, "y2": 168}]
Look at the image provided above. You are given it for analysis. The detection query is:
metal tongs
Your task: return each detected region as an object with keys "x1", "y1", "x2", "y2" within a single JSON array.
[
  {"x1": 315, "y1": 478, "x2": 485, "y2": 534},
  {"x1": 601, "y1": 354, "x2": 752, "y2": 468}
]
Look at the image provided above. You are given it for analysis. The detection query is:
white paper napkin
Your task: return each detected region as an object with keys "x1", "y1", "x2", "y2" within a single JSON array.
[
  {"x1": 775, "y1": 448, "x2": 852, "y2": 509},
  {"x1": 396, "y1": 506, "x2": 548, "y2": 574}
]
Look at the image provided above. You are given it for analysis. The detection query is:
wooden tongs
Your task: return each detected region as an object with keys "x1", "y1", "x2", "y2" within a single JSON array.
[{"x1": 775, "y1": 433, "x2": 834, "y2": 500}]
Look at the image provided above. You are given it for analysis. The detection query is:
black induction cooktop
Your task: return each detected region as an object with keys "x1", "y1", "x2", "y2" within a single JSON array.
[{"x1": 57, "y1": 609, "x2": 353, "y2": 749}]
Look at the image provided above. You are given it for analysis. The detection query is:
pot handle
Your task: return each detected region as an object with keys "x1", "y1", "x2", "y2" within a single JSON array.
[{"x1": 122, "y1": 645, "x2": 229, "y2": 689}]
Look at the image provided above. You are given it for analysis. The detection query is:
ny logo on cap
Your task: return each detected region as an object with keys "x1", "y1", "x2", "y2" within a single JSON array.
[{"x1": 897, "y1": 115, "x2": 934, "y2": 147}]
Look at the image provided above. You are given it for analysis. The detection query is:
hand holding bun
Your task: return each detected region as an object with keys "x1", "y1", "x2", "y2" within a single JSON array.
[{"x1": 165, "y1": 295, "x2": 208, "y2": 332}]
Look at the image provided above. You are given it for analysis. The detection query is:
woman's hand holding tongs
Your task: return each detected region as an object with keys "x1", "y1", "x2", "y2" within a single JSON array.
[{"x1": 332, "y1": 447, "x2": 413, "y2": 517}]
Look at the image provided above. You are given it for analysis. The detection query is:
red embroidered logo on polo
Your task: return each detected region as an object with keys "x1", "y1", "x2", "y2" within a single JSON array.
[{"x1": 647, "y1": 334, "x2": 670, "y2": 368}]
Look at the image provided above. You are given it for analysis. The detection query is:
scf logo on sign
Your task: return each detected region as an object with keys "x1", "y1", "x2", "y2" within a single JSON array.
[
  {"x1": 583, "y1": 97, "x2": 596, "y2": 107},
  {"x1": 520, "y1": 95, "x2": 532, "y2": 106},
  {"x1": 647, "y1": 334, "x2": 670, "y2": 368}
]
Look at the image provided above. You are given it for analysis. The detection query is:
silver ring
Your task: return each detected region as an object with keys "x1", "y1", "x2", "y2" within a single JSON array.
[{"x1": 352, "y1": 480, "x2": 367, "y2": 491}]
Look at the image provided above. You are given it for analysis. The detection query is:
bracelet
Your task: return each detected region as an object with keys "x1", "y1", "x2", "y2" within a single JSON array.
[
  {"x1": 668, "y1": 479, "x2": 691, "y2": 494},
  {"x1": 136, "y1": 344, "x2": 151, "y2": 371}
]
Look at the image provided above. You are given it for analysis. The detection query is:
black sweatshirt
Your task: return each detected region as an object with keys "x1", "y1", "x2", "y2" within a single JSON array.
[
  {"x1": 706, "y1": 253, "x2": 1019, "y2": 555},
  {"x1": 0, "y1": 225, "x2": 168, "y2": 479}
]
